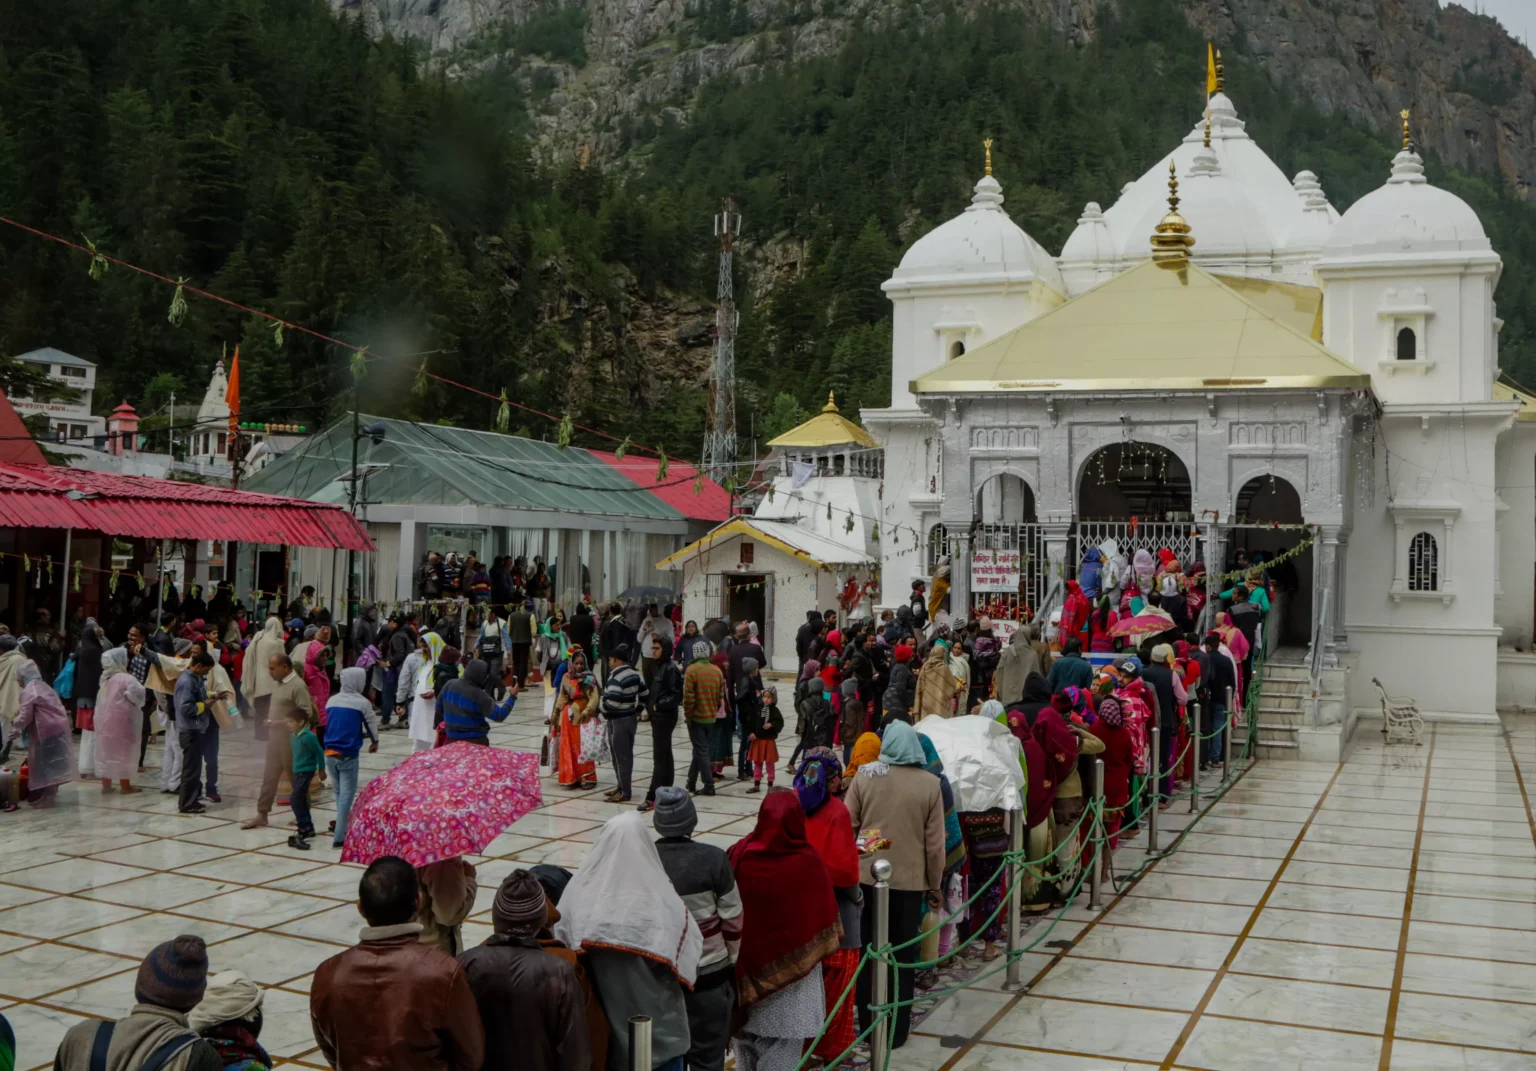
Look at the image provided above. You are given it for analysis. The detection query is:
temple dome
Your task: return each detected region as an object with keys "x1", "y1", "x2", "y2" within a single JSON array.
[
  {"x1": 1324, "y1": 149, "x2": 1489, "y2": 260},
  {"x1": 888, "y1": 173, "x2": 1065, "y2": 295}
]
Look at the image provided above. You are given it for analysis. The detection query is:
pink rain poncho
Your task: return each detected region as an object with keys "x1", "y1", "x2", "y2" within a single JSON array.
[
  {"x1": 93, "y1": 648, "x2": 145, "y2": 783},
  {"x1": 14, "y1": 660, "x2": 78, "y2": 790},
  {"x1": 305, "y1": 639, "x2": 332, "y2": 726}
]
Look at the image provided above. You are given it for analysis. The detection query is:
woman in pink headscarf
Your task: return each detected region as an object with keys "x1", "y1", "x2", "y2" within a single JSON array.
[{"x1": 304, "y1": 624, "x2": 333, "y2": 726}]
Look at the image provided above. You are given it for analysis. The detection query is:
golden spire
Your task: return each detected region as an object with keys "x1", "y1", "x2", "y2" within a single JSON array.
[
  {"x1": 1204, "y1": 107, "x2": 1212, "y2": 148},
  {"x1": 823, "y1": 391, "x2": 839, "y2": 413},
  {"x1": 1215, "y1": 48, "x2": 1225, "y2": 92},
  {"x1": 1150, "y1": 161, "x2": 1196, "y2": 266},
  {"x1": 1400, "y1": 108, "x2": 1412, "y2": 149},
  {"x1": 983, "y1": 138, "x2": 993, "y2": 177}
]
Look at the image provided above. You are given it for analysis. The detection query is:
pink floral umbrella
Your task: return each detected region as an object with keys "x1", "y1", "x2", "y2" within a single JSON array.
[
  {"x1": 1106, "y1": 608, "x2": 1177, "y2": 640},
  {"x1": 342, "y1": 742, "x2": 543, "y2": 867}
]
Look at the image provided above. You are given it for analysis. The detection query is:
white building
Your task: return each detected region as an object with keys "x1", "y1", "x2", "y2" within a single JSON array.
[
  {"x1": 863, "y1": 81, "x2": 1536, "y2": 751},
  {"x1": 659, "y1": 395, "x2": 880, "y2": 671},
  {"x1": 8, "y1": 347, "x2": 106, "y2": 442}
]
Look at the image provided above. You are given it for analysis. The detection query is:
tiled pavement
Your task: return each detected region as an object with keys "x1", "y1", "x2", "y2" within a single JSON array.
[{"x1": 3, "y1": 685, "x2": 1534, "y2": 1071}]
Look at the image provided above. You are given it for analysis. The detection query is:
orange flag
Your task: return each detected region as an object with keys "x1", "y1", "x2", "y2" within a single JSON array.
[{"x1": 225, "y1": 345, "x2": 240, "y2": 430}]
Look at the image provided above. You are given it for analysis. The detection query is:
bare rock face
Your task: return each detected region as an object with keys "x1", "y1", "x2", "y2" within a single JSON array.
[
  {"x1": 1184, "y1": 0, "x2": 1535, "y2": 198},
  {"x1": 331, "y1": 0, "x2": 1535, "y2": 197}
]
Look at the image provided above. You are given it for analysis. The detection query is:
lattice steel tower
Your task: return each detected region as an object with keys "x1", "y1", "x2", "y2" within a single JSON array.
[{"x1": 702, "y1": 198, "x2": 741, "y2": 484}]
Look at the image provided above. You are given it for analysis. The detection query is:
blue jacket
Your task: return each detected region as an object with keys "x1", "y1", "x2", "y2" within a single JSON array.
[
  {"x1": 323, "y1": 700, "x2": 379, "y2": 759},
  {"x1": 438, "y1": 659, "x2": 516, "y2": 741},
  {"x1": 173, "y1": 671, "x2": 209, "y2": 733}
]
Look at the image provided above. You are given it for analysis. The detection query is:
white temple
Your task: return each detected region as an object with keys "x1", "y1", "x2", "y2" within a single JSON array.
[{"x1": 863, "y1": 83, "x2": 1536, "y2": 750}]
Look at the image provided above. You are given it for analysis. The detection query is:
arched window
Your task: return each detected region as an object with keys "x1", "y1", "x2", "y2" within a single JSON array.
[
  {"x1": 1397, "y1": 326, "x2": 1417, "y2": 361},
  {"x1": 1408, "y1": 531, "x2": 1438, "y2": 591},
  {"x1": 948, "y1": 340, "x2": 966, "y2": 361},
  {"x1": 928, "y1": 524, "x2": 949, "y2": 574}
]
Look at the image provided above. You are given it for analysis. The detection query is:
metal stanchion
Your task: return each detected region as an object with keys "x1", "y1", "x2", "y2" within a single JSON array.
[
  {"x1": 1189, "y1": 700, "x2": 1201, "y2": 813},
  {"x1": 1003, "y1": 807, "x2": 1026, "y2": 991},
  {"x1": 870, "y1": 858, "x2": 892, "y2": 1071},
  {"x1": 628, "y1": 1016, "x2": 652, "y2": 1071},
  {"x1": 1225, "y1": 686, "x2": 1235, "y2": 780},
  {"x1": 1089, "y1": 759, "x2": 1106, "y2": 911},
  {"x1": 1147, "y1": 723, "x2": 1161, "y2": 855}
]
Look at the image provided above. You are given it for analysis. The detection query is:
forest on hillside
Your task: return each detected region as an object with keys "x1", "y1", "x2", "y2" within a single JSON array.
[{"x1": 1, "y1": 0, "x2": 1534, "y2": 459}]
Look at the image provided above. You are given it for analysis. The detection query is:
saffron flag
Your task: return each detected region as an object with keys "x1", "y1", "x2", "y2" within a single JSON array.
[
  {"x1": 1206, "y1": 42, "x2": 1218, "y2": 96},
  {"x1": 225, "y1": 345, "x2": 240, "y2": 431}
]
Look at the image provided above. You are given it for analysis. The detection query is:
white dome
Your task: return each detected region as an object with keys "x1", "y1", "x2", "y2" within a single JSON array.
[
  {"x1": 1056, "y1": 92, "x2": 1337, "y2": 293},
  {"x1": 1122, "y1": 144, "x2": 1276, "y2": 261},
  {"x1": 1060, "y1": 202, "x2": 1113, "y2": 265},
  {"x1": 1324, "y1": 150, "x2": 1489, "y2": 258},
  {"x1": 889, "y1": 174, "x2": 1065, "y2": 295}
]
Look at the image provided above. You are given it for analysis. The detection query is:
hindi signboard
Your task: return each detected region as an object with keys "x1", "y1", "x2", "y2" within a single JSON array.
[{"x1": 971, "y1": 549, "x2": 1021, "y2": 592}]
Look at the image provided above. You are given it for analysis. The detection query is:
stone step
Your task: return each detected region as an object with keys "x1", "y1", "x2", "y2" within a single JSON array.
[
  {"x1": 1256, "y1": 740, "x2": 1301, "y2": 757},
  {"x1": 1256, "y1": 722, "x2": 1300, "y2": 733},
  {"x1": 1264, "y1": 668, "x2": 1312, "y2": 684},
  {"x1": 1260, "y1": 693, "x2": 1305, "y2": 710}
]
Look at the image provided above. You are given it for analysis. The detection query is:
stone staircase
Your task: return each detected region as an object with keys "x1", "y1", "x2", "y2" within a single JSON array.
[{"x1": 1236, "y1": 647, "x2": 1311, "y2": 760}]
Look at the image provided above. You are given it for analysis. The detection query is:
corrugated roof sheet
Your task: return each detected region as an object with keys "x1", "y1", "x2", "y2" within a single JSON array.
[
  {"x1": 0, "y1": 464, "x2": 373, "y2": 550},
  {"x1": 0, "y1": 390, "x2": 48, "y2": 466},
  {"x1": 245, "y1": 416, "x2": 718, "y2": 523},
  {"x1": 13, "y1": 346, "x2": 94, "y2": 368},
  {"x1": 590, "y1": 451, "x2": 730, "y2": 522}
]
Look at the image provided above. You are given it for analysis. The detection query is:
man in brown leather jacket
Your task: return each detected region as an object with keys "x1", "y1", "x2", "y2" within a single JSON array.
[{"x1": 310, "y1": 856, "x2": 484, "y2": 1071}]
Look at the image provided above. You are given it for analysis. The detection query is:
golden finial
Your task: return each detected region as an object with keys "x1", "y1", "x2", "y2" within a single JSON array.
[
  {"x1": 983, "y1": 138, "x2": 993, "y2": 177},
  {"x1": 823, "y1": 391, "x2": 839, "y2": 413},
  {"x1": 1400, "y1": 109, "x2": 1411, "y2": 150},
  {"x1": 1215, "y1": 48, "x2": 1225, "y2": 92},
  {"x1": 1204, "y1": 108, "x2": 1212, "y2": 148},
  {"x1": 1150, "y1": 161, "x2": 1195, "y2": 266}
]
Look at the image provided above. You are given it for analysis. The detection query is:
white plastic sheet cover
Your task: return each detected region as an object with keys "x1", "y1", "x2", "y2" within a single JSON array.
[{"x1": 914, "y1": 714, "x2": 1025, "y2": 813}]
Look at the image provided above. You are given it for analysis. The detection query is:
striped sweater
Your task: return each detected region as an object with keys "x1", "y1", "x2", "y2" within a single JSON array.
[{"x1": 654, "y1": 837, "x2": 743, "y2": 984}]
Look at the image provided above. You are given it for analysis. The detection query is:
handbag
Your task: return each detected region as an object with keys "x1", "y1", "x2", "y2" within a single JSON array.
[
  {"x1": 54, "y1": 656, "x2": 76, "y2": 700},
  {"x1": 579, "y1": 716, "x2": 610, "y2": 764}
]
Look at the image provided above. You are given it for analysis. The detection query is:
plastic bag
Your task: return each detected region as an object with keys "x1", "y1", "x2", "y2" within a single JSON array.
[
  {"x1": 579, "y1": 716, "x2": 610, "y2": 765},
  {"x1": 53, "y1": 656, "x2": 76, "y2": 700}
]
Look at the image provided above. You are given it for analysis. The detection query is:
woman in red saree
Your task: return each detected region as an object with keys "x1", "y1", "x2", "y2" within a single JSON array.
[
  {"x1": 556, "y1": 648, "x2": 598, "y2": 789},
  {"x1": 728, "y1": 789, "x2": 841, "y2": 1070},
  {"x1": 794, "y1": 748, "x2": 862, "y2": 1061}
]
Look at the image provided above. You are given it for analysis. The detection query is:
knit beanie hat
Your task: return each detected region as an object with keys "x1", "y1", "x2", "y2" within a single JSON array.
[
  {"x1": 491, "y1": 870, "x2": 549, "y2": 935},
  {"x1": 894, "y1": 644, "x2": 913, "y2": 663},
  {"x1": 653, "y1": 785, "x2": 697, "y2": 838},
  {"x1": 840, "y1": 679, "x2": 858, "y2": 697},
  {"x1": 136, "y1": 936, "x2": 209, "y2": 1012}
]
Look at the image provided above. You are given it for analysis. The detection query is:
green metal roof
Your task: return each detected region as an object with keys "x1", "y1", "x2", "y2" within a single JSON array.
[{"x1": 242, "y1": 416, "x2": 686, "y2": 521}]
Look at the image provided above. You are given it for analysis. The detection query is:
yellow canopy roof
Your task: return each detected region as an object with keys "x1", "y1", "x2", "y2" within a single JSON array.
[
  {"x1": 912, "y1": 259, "x2": 1368, "y2": 394},
  {"x1": 767, "y1": 392, "x2": 877, "y2": 448},
  {"x1": 1494, "y1": 380, "x2": 1536, "y2": 422}
]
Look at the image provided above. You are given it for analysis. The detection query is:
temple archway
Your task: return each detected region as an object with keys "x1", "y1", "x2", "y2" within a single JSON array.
[
  {"x1": 974, "y1": 472, "x2": 1037, "y2": 524},
  {"x1": 1076, "y1": 442, "x2": 1191, "y2": 521},
  {"x1": 1230, "y1": 474, "x2": 1313, "y2": 647}
]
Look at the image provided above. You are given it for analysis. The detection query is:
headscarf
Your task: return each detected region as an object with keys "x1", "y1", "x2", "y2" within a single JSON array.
[
  {"x1": 844, "y1": 732, "x2": 882, "y2": 778},
  {"x1": 1097, "y1": 695, "x2": 1125, "y2": 728},
  {"x1": 726, "y1": 791, "x2": 841, "y2": 1007},
  {"x1": 878, "y1": 720, "x2": 926, "y2": 767},
  {"x1": 798, "y1": 658, "x2": 822, "y2": 683},
  {"x1": 794, "y1": 750, "x2": 844, "y2": 816},
  {"x1": 100, "y1": 647, "x2": 129, "y2": 682},
  {"x1": 415, "y1": 632, "x2": 446, "y2": 692},
  {"x1": 553, "y1": 812, "x2": 702, "y2": 985},
  {"x1": 979, "y1": 699, "x2": 1005, "y2": 721},
  {"x1": 918, "y1": 735, "x2": 967, "y2": 878}
]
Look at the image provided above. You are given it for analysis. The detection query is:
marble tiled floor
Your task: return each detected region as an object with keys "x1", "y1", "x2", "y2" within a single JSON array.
[
  {"x1": 0, "y1": 680, "x2": 769, "y2": 1071},
  {"x1": 903, "y1": 717, "x2": 1536, "y2": 1071},
  {"x1": 3, "y1": 690, "x2": 1534, "y2": 1071}
]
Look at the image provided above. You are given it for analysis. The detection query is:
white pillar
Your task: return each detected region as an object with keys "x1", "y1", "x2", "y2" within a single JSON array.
[{"x1": 396, "y1": 522, "x2": 418, "y2": 603}]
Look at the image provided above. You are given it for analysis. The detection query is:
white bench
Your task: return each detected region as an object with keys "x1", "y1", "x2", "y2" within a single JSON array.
[{"x1": 1371, "y1": 677, "x2": 1425, "y2": 746}]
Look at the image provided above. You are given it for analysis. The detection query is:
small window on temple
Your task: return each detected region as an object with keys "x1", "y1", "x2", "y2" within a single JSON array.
[
  {"x1": 1397, "y1": 326, "x2": 1417, "y2": 361},
  {"x1": 949, "y1": 340, "x2": 966, "y2": 361}
]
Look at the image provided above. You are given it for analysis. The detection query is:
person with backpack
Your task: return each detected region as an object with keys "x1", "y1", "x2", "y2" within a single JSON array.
[{"x1": 53, "y1": 937, "x2": 222, "y2": 1071}]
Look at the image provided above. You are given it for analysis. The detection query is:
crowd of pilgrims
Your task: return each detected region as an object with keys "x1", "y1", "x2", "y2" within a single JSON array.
[{"x1": 0, "y1": 543, "x2": 1275, "y2": 1071}]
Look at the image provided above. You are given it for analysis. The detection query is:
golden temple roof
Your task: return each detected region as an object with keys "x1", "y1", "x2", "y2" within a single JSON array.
[
  {"x1": 767, "y1": 392, "x2": 878, "y2": 449},
  {"x1": 1494, "y1": 380, "x2": 1536, "y2": 422},
  {"x1": 911, "y1": 259, "x2": 1367, "y2": 394}
]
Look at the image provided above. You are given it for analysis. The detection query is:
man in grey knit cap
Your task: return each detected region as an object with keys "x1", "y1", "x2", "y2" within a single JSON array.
[{"x1": 652, "y1": 786, "x2": 742, "y2": 1071}]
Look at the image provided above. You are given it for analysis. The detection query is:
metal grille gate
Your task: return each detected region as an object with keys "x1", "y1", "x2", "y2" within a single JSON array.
[{"x1": 1074, "y1": 521, "x2": 1205, "y2": 574}]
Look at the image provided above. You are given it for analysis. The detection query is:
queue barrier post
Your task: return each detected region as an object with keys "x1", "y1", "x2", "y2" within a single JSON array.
[
  {"x1": 1089, "y1": 759, "x2": 1106, "y2": 912},
  {"x1": 1189, "y1": 700, "x2": 1201, "y2": 814},
  {"x1": 1147, "y1": 723, "x2": 1161, "y2": 855},
  {"x1": 1225, "y1": 686, "x2": 1235, "y2": 780},
  {"x1": 1003, "y1": 807, "x2": 1027, "y2": 992},
  {"x1": 870, "y1": 858, "x2": 892, "y2": 1071},
  {"x1": 628, "y1": 1016, "x2": 651, "y2": 1071}
]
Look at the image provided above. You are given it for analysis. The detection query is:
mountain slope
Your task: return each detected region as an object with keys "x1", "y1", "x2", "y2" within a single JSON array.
[{"x1": 334, "y1": 0, "x2": 1536, "y2": 197}]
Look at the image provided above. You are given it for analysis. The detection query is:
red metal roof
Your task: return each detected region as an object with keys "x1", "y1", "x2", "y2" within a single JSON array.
[
  {"x1": 0, "y1": 463, "x2": 374, "y2": 550},
  {"x1": 588, "y1": 451, "x2": 731, "y2": 522},
  {"x1": 0, "y1": 390, "x2": 47, "y2": 466}
]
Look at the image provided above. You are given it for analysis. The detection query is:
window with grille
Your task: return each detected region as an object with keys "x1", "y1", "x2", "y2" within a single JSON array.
[
  {"x1": 1408, "y1": 531, "x2": 1438, "y2": 591},
  {"x1": 928, "y1": 524, "x2": 948, "y2": 574}
]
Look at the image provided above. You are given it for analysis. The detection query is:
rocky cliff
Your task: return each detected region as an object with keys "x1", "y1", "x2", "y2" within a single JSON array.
[{"x1": 333, "y1": 0, "x2": 1536, "y2": 197}]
